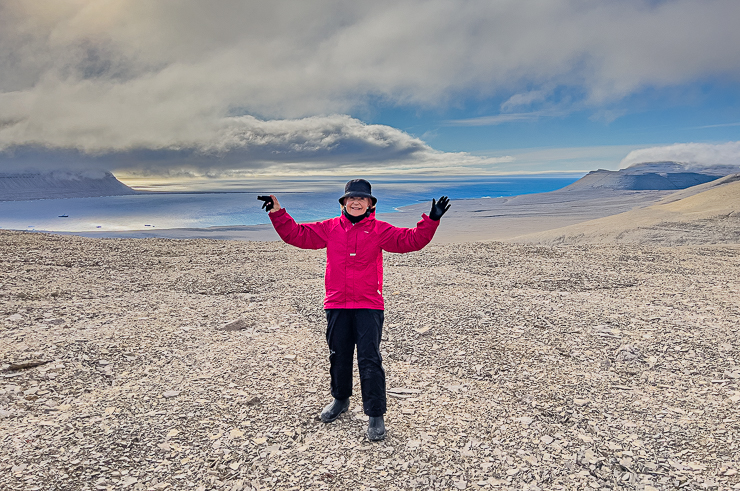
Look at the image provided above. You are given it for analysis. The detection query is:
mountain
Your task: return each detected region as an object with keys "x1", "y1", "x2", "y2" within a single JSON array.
[
  {"x1": 561, "y1": 161, "x2": 737, "y2": 191},
  {"x1": 0, "y1": 171, "x2": 137, "y2": 201},
  {"x1": 514, "y1": 173, "x2": 740, "y2": 246}
]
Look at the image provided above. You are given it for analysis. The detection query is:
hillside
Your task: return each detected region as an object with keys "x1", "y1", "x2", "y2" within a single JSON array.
[
  {"x1": 0, "y1": 171, "x2": 137, "y2": 201},
  {"x1": 514, "y1": 174, "x2": 740, "y2": 246},
  {"x1": 560, "y1": 162, "x2": 734, "y2": 192}
]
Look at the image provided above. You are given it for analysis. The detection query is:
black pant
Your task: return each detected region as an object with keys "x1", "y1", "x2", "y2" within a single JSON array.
[{"x1": 325, "y1": 309, "x2": 386, "y2": 417}]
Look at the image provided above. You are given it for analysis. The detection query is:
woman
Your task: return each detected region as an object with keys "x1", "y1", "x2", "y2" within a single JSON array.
[{"x1": 258, "y1": 179, "x2": 449, "y2": 441}]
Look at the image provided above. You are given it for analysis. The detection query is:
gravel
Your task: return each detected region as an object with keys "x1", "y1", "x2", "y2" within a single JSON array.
[{"x1": 1, "y1": 230, "x2": 739, "y2": 490}]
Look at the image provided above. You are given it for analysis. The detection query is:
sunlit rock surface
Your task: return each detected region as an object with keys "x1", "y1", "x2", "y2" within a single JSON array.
[
  {"x1": 562, "y1": 162, "x2": 738, "y2": 191},
  {"x1": 0, "y1": 171, "x2": 137, "y2": 201}
]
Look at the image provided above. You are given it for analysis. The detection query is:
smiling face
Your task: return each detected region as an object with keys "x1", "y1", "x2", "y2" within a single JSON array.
[{"x1": 343, "y1": 196, "x2": 373, "y2": 216}]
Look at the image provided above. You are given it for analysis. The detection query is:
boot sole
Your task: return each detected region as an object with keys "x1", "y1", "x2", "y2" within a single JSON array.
[
  {"x1": 366, "y1": 430, "x2": 386, "y2": 441},
  {"x1": 319, "y1": 406, "x2": 348, "y2": 423}
]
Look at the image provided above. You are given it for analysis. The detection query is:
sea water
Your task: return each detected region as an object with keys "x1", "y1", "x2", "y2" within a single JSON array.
[{"x1": 0, "y1": 175, "x2": 580, "y2": 233}]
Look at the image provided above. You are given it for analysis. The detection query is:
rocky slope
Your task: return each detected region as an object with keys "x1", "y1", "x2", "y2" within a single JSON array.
[
  {"x1": 560, "y1": 162, "x2": 737, "y2": 192},
  {"x1": 1, "y1": 231, "x2": 739, "y2": 490},
  {"x1": 0, "y1": 171, "x2": 137, "y2": 201},
  {"x1": 515, "y1": 174, "x2": 740, "y2": 246}
]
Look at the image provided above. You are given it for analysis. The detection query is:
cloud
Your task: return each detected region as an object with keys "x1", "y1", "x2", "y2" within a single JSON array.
[
  {"x1": 472, "y1": 144, "x2": 645, "y2": 173},
  {"x1": 500, "y1": 91, "x2": 548, "y2": 112},
  {"x1": 695, "y1": 122, "x2": 740, "y2": 129},
  {"x1": 444, "y1": 109, "x2": 568, "y2": 126},
  {"x1": 619, "y1": 141, "x2": 740, "y2": 169},
  {"x1": 1, "y1": 0, "x2": 740, "y2": 172},
  {"x1": 444, "y1": 112, "x2": 542, "y2": 126},
  {"x1": 0, "y1": 114, "x2": 514, "y2": 175}
]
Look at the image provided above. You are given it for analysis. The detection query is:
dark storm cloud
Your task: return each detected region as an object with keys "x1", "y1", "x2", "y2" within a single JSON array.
[{"x1": 1, "y1": 0, "x2": 739, "y2": 173}]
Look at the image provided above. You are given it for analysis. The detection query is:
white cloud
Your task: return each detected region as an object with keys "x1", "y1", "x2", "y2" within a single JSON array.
[
  {"x1": 0, "y1": 114, "x2": 514, "y2": 175},
  {"x1": 619, "y1": 141, "x2": 740, "y2": 169},
  {"x1": 473, "y1": 144, "x2": 644, "y2": 173},
  {"x1": 695, "y1": 122, "x2": 740, "y2": 129},
  {"x1": 444, "y1": 109, "x2": 570, "y2": 126},
  {"x1": 1, "y1": 0, "x2": 740, "y2": 172},
  {"x1": 500, "y1": 91, "x2": 548, "y2": 112},
  {"x1": 445, "y1": 112, "x2": 542, "y2": 126}
]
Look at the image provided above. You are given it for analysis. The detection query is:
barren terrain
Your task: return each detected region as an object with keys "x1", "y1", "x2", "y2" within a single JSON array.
[
  {"x1": 516, "y1": 175, "x2": 740, "y2": 247},
  {"x1": 1, "y1": 230, "x2": 739, "y2": 490}
]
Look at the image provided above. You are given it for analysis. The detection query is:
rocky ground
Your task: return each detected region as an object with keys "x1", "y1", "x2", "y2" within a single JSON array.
[{"x1": 1, "y1": 230, "x2": 739, "y2": 491}]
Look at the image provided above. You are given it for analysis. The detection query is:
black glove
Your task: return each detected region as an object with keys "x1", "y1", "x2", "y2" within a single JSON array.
[
  {"x1": 429, "y1": 196, "x2": 450, "y2": 221},
  {"x1": 257, "y1": 195, "x2": 274, "y2": 212}
]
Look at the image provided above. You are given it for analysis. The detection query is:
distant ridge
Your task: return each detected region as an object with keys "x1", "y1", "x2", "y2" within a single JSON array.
[
  {"x1": 561, "y1": 161, "x2": 736, "y2": 191},
  {"x1": 514, "y1": 173, "x2": 740, "y2": 246},
  {"x1": 0, "y1": 171, "x2": 137, "y2": 201}
]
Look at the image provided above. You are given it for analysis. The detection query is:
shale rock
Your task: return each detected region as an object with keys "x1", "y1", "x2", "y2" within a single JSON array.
[{"x1": 0, "y1": 230, "x2": 738, "y2": 490}]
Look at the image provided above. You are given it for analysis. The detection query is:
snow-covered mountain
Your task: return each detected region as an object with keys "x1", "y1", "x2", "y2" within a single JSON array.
[
  {"x1": 0, "y1": 171, "x2": 137, "y2": 201},
  {"x1": 562, "y1": 161, "x2": 739, "y2": 191}
]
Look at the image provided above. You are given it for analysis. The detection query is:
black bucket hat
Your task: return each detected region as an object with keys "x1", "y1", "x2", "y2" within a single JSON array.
[{"x1": 338, "y1": 179, "x2": 377, "y2": 206}]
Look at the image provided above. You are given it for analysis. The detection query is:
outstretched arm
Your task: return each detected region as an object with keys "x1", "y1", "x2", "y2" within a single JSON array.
[
  {"x1": 379, "y1": 196, "x2": 449, "y2": 253},
  {"x1": 259, "y1": 195, "x2": 327, "y2": 249}
]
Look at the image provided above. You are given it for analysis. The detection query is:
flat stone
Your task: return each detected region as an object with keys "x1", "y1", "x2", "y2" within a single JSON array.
[
  {"x1": 219, "y1": 319, "x2": 248, "y2": 331},
  {"x1": 8, "y1": 360, "x2": 51, "y2": 371},
  {"x1": 444, "y1": 385, "x2": 464, "y2": 392},
  {"x1": 121, "y1": 477, "x2": 138, "y2": 488},
  {"x1": 388, "y1": 387, "x2": 421, "y2": 394},
  {"x1": 163, "y1": 391, "x2": 180, "y2": 398}
]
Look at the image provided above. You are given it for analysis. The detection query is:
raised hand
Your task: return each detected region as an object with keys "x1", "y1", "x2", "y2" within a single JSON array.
[
  {"x1": 429, "y1": 196, "x2": 450, "y2": 221},
  {"x1": 257, "y1": 194, "x2": 281, "y2": 213},
  {"x1": 257, "y1": 195, "x2": 273, "y2": 211}
]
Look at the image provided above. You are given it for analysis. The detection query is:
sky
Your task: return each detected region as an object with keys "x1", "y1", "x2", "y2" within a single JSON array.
[{"x1": 1, "y1": 0, "x2": 740, "y2": 181}]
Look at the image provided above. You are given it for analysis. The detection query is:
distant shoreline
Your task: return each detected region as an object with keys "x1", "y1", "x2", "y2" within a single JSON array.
[
  {"x1": 22, "y1": 188, "x2": 672, "y2": 244},
  {"x1": 4, "y1": 166, "x2": 737, "y2": 243},
  {"x1": 0, "y1": 175, "x2": 583, "y2": 234},
  {"x1": 0, "y1": 190, "x2": 321, "y2": 202}
]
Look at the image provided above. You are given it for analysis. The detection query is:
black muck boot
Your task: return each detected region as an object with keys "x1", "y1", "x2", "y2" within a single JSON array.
[
  {"x1": 319, "y1": 398, "x2": 349, "y2": 423},
  {"x1": 366, "y1": 416, "x2": 386, "y2": 441}
]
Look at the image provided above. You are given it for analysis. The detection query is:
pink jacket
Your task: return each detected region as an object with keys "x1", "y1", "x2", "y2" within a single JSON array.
[{"x1": 269, "y1": 208, "x2": 440, "y2": 310}]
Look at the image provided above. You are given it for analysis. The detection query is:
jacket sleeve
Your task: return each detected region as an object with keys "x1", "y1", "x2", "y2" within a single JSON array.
[
  {"x1": 378, "y1": 213, "x2": 440, "y2": 253},
  {"x1": 268, "y1": 208, "x2": 328, "y2": 250}
]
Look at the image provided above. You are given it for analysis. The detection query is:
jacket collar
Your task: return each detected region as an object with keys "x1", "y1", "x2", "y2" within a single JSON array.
[{"x1": 340, "y1": 209, "x2": 376, "y2": 229}]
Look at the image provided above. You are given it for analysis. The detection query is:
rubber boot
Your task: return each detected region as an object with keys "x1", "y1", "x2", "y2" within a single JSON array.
[
  {"x1": 319, "y1": 398, "x2": 349, "y2": 423},
  {"x1": 366, "y1": 415, "x2": 386, "y2": 441}
]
